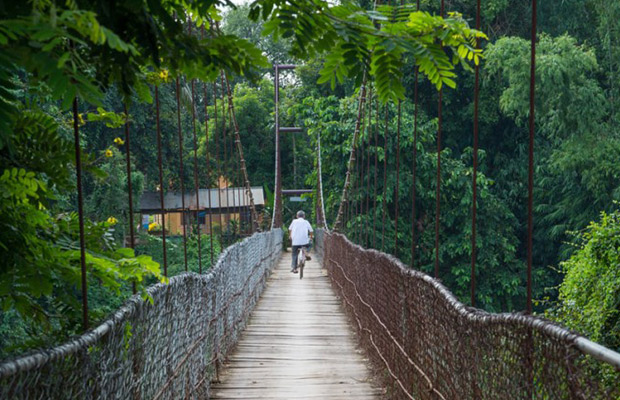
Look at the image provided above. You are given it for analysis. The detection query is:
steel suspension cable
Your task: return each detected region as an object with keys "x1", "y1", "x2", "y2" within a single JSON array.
[
  {"x1": 190, "y1": 82, "x2": 203, "y2": 272},
  {"x1": 373, "y1": 95, "x2": 379, "y2": 249},
  {"x1": 364, "y1": 87, "x2": 373, "y2": 247},
  {"x1": 381, "y1": 104, "x2": 388, "y2": 252},
  {"x1": 393, "y1": 0, "x2": 405, "y2": 258},
  {"x1": 357, "y1": 99, "x2": 368, "y2": 243},
  {"x1": 527, "y1": 0, "x2": 537, "y2": 315},
  {"x1": 230, "y1": 97, "x2": 240, "y2": 237},
  {"x1": 226, "y1": 80, "x2": 241, "y2": 236},
  {"x1": 175, "y1": 76, "x2": 189, "y2": 271},
  {"x1": 212, "y1": 82, "x2": 224, "y2": 240},
  {"x1": 123, "y1": 103, "x2": 136, "y2": 293},
  {"x1": 316, "y1": 129, "x2": 329, "y2": 230},
  {"x1": 201, "y1": 25, "x2": 215, "y2": 265},
  {"x1": 333, "y1": 77, "x2": 367, "y2": 231},
  {"x1": 155, "y1": 85, "x2": 168, "y2": 277},
  {"x1": 435, "y1": 0, "x2": 445, "y2": 279},
  {"x1": 72, "y1": 97, "x2": 88, "y2": 331},
  {"x1": 353, "y1": 121, "x2": 360, "y2": 241},
  {"x1": 353, "y1": 104, "x2": 365, "y2": 243},
  {"x1": 394, "y1": 100, "x2": 402, "y2": 257},
  {"x1": 220, "y1": 73, "x2": 231, "y2": 239},
  {"x1": 224, "y1": 74, "x2": 261, "y2": 232},
  {"x1": 202, "y1": 82, "x2": 215, "y2": 264},
  {"x1": 471, "y1": 0, "x2": 481, "y2": 306},
  {"x1": 410, "y1": 0, "x2": 421, "y2": 269},
  {"x1": 188, "y1": 20, "x2": 203, "y2": 273}
]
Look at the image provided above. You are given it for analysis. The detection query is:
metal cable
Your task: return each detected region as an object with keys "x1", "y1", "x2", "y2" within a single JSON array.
[
  {"x1": 364, "y1": 87, "x2": 373, "y2": 247},
  {"x1": 72, "y1": 96, "x2": 89, "y2": 331},
  {"x1": 527, "y1": 0, "x2": 537, "y2": 315},
  {"x1": 394, "y1": 100, "x2": 401, "y2": 257},
  {"x1": 333, "y1": 77, "x2": 367, "y2": 231},
  {"x1": 213, "y1": 82, "x2": 224, "y2": 239},
  {"x1": 224, "y1": 74, "x2": 261, "y2": 232},
  {"x1": 155, "y1": 85, "x2": 168, "y2": 277},
  {"x1": 435, "y1": 0, "x2": 445, "y2": 279},
  {"x1": 471, "y1": 0, "x2": 481, "y2": 306},
  {"x1": 175, "y1": 76, "x2": 189, "y2": 271},
  {"x1": 201, "y1": 26, "x2": 215, "y2": 265},
  {"x1": 123, "y1": 103, "x2": 136, "y2": 294},
  {"x1": 381, "y1": 104, "x2": 388, "y2": 252}
]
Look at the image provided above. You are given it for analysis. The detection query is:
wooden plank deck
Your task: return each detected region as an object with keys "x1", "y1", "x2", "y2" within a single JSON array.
[{"x1": 210, "y1": 250, "x2": 383, "y2": 399}]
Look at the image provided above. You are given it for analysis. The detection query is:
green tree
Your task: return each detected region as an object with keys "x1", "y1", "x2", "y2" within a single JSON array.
[{"x1": 552, "y1": 206, "x2": 620, "y2": 352}]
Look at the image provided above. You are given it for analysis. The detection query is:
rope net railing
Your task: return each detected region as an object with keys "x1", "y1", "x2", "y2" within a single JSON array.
[
  {"x1": 315, "y1": 230, "x2": 620, "y2": 400},
  {"x1": 0, "y1": 229, "x2": 282, "y2": 400}
]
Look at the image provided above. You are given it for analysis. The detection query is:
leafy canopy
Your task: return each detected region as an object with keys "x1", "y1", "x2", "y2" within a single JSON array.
[{"x1": 250, "y1": 0, "x2": 486, "y2": 102}]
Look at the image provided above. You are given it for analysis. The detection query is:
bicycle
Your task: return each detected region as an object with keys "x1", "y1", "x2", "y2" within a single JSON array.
[{"x1": 296, "y1": 246, "x2": 306, "y2": 279}]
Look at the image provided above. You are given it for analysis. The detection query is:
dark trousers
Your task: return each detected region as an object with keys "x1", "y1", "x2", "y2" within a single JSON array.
[{"x1": 291, "y1": 244, "x2": 309, "y2": 269}]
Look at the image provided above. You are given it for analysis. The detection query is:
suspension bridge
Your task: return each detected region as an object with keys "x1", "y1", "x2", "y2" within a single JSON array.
[{"x1": 2, "y1": 2, "x2": 620, "y2": 400}]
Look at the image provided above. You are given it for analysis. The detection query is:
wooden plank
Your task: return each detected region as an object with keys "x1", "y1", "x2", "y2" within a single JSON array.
[{"x1": 210, "y1": 251, "x2": 383, "y2": 399}]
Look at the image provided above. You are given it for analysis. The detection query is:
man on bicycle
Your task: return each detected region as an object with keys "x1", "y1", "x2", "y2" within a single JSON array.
[{"x1": 288, "y1": 210, "x2": 313, "y2": 273}]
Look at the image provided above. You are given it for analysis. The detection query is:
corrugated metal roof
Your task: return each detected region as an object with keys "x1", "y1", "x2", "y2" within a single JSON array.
[{"x1": 140, "y1": 187, "x2": 265, "y2": 211}]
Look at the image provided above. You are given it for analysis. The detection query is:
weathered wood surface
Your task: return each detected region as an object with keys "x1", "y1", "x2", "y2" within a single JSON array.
[{"x1": 210, "y1": 250, "x2": 383, "y2": 399}]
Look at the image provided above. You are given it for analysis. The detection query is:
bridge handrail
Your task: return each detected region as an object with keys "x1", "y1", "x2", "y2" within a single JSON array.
[
  {"x1": 0, "y1": 229, "x2": 283, "y2": 399},
  {"x1": 315, "y1": 229, "x2": 620, "y2": 399}
]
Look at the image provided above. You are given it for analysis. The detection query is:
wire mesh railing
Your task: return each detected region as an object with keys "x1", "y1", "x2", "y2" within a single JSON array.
[
  {"x1": 0, "y1": 229, "x2": 282, "y2": 400},
  {"x1": 316, "y1": 229, "x2": 620, "y2": 400}
]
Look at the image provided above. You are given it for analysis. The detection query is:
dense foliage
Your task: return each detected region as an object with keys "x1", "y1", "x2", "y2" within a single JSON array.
[
  {"x1": 552, "y1": 207, "x2": 620, "y2": 351},
  {"x1": 0, "y1": 0, "x2": 482, "y2": 356},
  {"x1": 1, "y1": 0, "x2": 619, "y2": 358}
]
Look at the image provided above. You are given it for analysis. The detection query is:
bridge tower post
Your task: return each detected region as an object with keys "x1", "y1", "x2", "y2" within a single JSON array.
[{"x1": 271, "y1": 64, "x2": 299, "y2": 229}]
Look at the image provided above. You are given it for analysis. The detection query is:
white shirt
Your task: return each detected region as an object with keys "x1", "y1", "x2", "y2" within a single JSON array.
[{"x1": 288, "y1": 218, "x2": 313, "y2": 246}]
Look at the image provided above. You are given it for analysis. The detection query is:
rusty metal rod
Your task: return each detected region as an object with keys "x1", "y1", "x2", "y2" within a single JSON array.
[
  {"x1": 213, "y1": 82, "x2": 224, "y2": 239},
  {"x1": 394, "y1": 100, "x2": 401, "y2": 257},
  {"x1": 224, "y1": 74, "x2": 261, "y2": 232},
  {"x1": 73, "y1": 97, "x2": 89, "y2": 331},
  {"x1": 175, "y1": 77, "x2": 189, "y2": 271},
  {"x1": 381, "y1": 105, "x2": 388, "y2": 252},
  {"x1": 191, "y1": 78, "x2": 203, "y2": 273},
  {"x1": 188, "y1": 19, "x2": 203, "y2": 272},
  {"x1": 471, "y1": 0, "x2": 481, "y2": 307},
  {"x1": 333, "y1": 78, "x2": 367, "y2": 231},
  {"x1": 201, "y1": 26, "x2": 215, "y2": 265},
  {"x1": 435, "y1": 0, "x2": 445, "y2": 279},
  {"x1": 155, "y1": 85, "x2": 168, "y2": 277},
  {"x1": 123, "y1": 103, "x2": 136, "y2": 294},
  {"x1": 411, "y1": 67, "x2": 419, "y2": 269},
  {"x1": 373, "y1": 95, "x2": 379, "y2": 249},
  {"x1": 527, "y1": 0, "x2": 537, "y2": 316},
  {"x1": 364, "y1": 87, "x2": 372, "y2": 247}
]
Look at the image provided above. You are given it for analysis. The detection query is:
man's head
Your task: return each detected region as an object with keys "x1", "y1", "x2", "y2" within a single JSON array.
[{"x1": 296, "y1": 210, "x2": 305, "y2": 219}]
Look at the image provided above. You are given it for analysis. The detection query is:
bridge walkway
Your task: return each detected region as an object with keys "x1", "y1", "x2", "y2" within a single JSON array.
[{"x1": 211, "y1": 250, "x2": 383, "y2": 399}]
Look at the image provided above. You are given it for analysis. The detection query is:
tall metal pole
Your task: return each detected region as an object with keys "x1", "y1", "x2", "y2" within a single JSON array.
[
  {"x1": 201, "y1": 26, "x2": 215, "y2": 265},
  {"x1": 73, "y1": 97, "x2": 88, "y2": 331},
  {"x1": 435, "y1": 0, "x2": 445, "y2": 279},
  {"x1": 411, "y1": 0, "x2": 421, "y2": 268},
  {"x1": 175, "y1": 76, "x2": 189, "y2": 271},
  {"x1": 124, "y1": 103, "x2": 136, "y2": 294},
  {"x1": 189, "y1": 20, "x2": 202, "y2": 272},
  {"x1": 191, "y1": 78, "x2": 203, "y2": 273},
  {"x1": 272, "y1": 65, "x2": 283, "y2": 229},
  {"x1": 527, "y1": 0, "x2": 537, "y2": 315},
  {"x1": 213, "y1": 83, "x2": 224, "y2": 237},
  {"x1": 155, "y1": 86, "x2": 168, "y2": 277},
  {"x1": 471, "y1": 0, "x2": 481, "y2": 307},
  {"x1": 394, "y1": 100, "x2": 401, "y2": 256}
]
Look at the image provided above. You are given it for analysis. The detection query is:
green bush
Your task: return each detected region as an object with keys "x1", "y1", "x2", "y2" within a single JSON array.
[{"x1": 552, "y1": 206, "x2": 620, "y2": 351}]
